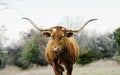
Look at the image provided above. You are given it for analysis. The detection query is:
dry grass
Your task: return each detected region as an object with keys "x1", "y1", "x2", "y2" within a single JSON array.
[{"x1": 0, "y1": 59, "x2": 120, "y2": 75}]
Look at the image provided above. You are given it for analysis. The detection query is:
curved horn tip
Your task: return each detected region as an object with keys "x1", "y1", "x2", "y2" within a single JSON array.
[
  {"x1": 71, "y1": 19, "x2": 98, "y2": 32},
  {"x1": 22, "y1": 17, "x2": 29, "y2": 20},
  {"x1": 91, "y1": 19, "x2": 98, "y2": 21}
]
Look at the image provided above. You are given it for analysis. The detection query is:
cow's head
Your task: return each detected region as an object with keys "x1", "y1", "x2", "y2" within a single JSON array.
[
  {"x1": 42, "y1": 26, "x2": 74, "y2": 52},
  {"x1": 22, "y1": 17, "x2": 97, "y2": 52}
]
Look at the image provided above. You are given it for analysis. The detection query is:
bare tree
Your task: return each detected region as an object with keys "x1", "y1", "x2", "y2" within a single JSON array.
[
  {"x1": 0, "y1": 25, "x2": 9, "y2": 52},
  {"x1": 0, "y1": 0, "x2": 10, "y2": 12},
  {"x1": 0, "y1": 0, "x2": 22, "y2": 12},
  {"x1": 58, "y1": 16, "x2": 83, "y2": 30}
]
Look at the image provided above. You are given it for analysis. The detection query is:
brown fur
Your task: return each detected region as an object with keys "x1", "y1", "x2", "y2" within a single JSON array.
[{"x1": 44, "y1": 26, "x2": 79, "y2": 75}]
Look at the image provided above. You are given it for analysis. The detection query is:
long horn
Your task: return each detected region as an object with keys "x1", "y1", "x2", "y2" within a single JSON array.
[
  {"x1": 68, "y1": 19, "x2": 98, "y2": 32},
  {"x1": 22, "y1": 17, "x2": 49, "y2": 31}
]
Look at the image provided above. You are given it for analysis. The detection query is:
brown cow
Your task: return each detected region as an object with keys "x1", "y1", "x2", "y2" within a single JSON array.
[{"x1": 22, "y1": 17, "x2": 97, "y2": 75}]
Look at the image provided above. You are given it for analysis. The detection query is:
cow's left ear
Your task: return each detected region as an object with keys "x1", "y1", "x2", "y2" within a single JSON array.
[
  {"x1": 66, "y1": 32, "x2": 73, "y2": 37},
  {"x1": 42, "y1": 31, "x2": 51, "y2": 38}
]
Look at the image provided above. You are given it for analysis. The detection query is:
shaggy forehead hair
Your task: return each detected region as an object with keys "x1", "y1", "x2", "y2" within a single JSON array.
[
  {"x1": 50, "y1": 26, "x2": 67, "y2": 36},
  {"x1": 50, "y1": 26, "x2": 66, "y2": 31}
]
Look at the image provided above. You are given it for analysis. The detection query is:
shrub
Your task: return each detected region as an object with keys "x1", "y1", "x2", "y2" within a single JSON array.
[
  {"x1": 77, "y1": 48, "x2": 101, "y2": 65},
  {"x1": 0, "y1": 58, "x2": 6, "y2": 69},
  {"x1": 0, "y1": 49, "x2": 6, "y2": 69},
  {"x1": 18, "y1": 33, "x2": 48, "y2": 69},
  {"x1": 113, "y1": 55, "x2": 120, "y2": 63}
]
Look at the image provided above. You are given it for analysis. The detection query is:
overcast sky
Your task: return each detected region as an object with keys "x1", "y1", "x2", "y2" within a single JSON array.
[{"x1": 0, "y1": 0, "x2": 120, "y2": 42}]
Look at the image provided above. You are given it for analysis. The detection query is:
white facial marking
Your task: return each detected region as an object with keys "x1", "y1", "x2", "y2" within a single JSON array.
[
  {"x1": 53, "y1": 28, "x2": 56, "y2": 32},
  {"x1": 61, "y1": 28, "x2": 65, "y2": 30}
]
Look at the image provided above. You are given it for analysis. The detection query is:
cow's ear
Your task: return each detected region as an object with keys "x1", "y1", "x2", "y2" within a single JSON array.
[
  {"x1": 66, "y1": 32, "x2": 73, "y2": 37},
  {"x1": 42, "y1": 32, "x2": 51, "y2": 38}
]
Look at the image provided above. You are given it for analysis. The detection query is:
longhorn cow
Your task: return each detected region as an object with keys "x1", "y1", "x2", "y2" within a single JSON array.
[{"x1": 22, "y1": 17, "x2": 97, "y2": 75}]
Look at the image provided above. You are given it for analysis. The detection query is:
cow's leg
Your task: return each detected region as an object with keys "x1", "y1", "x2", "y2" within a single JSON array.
[
  {"x1": 57, "y1": 59, "x2": 64, "y2": 72},
  {"x1": 57, "y1": 64, "x2": 64, "y2": 72},
  {"x1": 52, "y1": 61, "x2": 63, "y2": 75},
  {"x1": 64, "y1": 63, "x2": 73, "y2": 75}
]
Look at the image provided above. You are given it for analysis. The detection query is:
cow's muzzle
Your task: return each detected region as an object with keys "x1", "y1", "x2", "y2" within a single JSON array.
[{"x1": 52, "y1": 47, "x2": 61, "y2": 52}]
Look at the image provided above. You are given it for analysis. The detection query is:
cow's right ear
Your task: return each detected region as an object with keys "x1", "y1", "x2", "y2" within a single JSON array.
[{"x1": 42, "y1": 32, "x2": 51, "y2": 38}]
